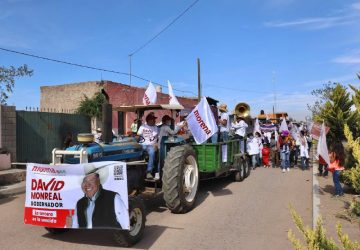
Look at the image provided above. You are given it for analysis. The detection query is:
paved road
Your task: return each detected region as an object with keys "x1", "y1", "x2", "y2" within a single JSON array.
[{"x1": 0, "y1": 167, "x2": 312, "y2": 250}]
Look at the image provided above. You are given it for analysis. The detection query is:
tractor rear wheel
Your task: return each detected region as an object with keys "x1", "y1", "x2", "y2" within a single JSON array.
[
  {"x1": 162, "y1": 145, "x2": 199, "y2": 214},
  {"x1": 113, "y1": 196, "x2": 146, "y2": 247}
]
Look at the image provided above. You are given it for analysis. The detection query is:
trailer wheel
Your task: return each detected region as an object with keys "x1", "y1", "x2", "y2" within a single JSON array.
[
  {"x1": 233, "y1": 155, "x2": 245, "y2": 182},
  {"x1": 113, "y1": 197, "x2": 146, "y2": 247},
  {"x1": 44, "y1": 227, "x2": 69, "y2": 234},
  {"x1": 244, "y1": 155, "x2": 251, "y2": 178},
  {"x1": 162, "y1": 145, "x2": 199, "y2": 214}
]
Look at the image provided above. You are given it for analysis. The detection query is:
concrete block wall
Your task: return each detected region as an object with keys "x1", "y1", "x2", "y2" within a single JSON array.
[
  {"x1": 0, "y1": 105, "x2": 16, "y2": 162},
  {"x1": 40, "y1": 81, "x2": 103, "y2": 112}
]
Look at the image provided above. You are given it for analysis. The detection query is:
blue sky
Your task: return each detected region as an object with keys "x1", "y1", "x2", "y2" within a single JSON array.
[{"x1": 1, "y1": 0, "x2": 360, "y2": 120}]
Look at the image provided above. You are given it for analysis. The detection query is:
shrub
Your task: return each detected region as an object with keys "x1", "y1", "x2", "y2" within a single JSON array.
[{"x1": 288, "y1": 206, "x2": 360, "y2": 250}]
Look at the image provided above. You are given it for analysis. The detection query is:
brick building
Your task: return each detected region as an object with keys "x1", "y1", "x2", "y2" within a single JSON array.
[{"x1": 40, "y1": 81, "x2": 198, "y2": 134}]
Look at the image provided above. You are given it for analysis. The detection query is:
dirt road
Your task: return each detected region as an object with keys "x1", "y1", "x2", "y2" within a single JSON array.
[{"x1": 0, "y1": 167, "x2": 312, "y2": 250}]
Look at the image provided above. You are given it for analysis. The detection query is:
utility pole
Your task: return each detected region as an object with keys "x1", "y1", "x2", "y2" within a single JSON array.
[
  {"x1": 197, "y1": 58, "x2": 201, "y2": 101},
  {"x1": 129, "y1": 55, "x2": 132, "y2": 86},
  {"x1": 272, "y1": 71, "x2": 276, "y2": 114}
]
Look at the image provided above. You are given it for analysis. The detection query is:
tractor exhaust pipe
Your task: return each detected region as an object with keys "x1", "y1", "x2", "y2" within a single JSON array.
[
  {"x1": 101, "y1": 88, "x2": 113, "y2": 144},
  {"x1": 102, "y1": 103, "x2": 113, "y2": 144}
]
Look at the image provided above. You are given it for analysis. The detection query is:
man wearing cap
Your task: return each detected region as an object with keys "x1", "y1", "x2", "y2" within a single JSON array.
[
  {"x1": 137, "y1": 113, "x2": 159, "y2": 179},
  {"x1": 68, "y1": 172, "x2": 128, "y2": 229},
  {"x1": 218, "y1": 104, "x2": 230, "y2": 142}
]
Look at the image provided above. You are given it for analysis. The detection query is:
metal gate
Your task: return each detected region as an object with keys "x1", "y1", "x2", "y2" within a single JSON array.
[{"x1": 16, "y1": 111, "x2": 91, "y2": 163}]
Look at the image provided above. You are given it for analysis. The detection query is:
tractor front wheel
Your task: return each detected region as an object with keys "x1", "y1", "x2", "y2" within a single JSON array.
[
  {"x1": 113, "y1": 196, "x2": 146, "y2": 247},
  {"x1": 162, "y1": 145, "x2": 199, "y2": 214}
]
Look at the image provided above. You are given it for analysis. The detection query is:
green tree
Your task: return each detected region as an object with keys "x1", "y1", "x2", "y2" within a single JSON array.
[
  {"x1": 307, "y1": 82, "x2": 337, "y2": 118},
  {"x1": 76, "y1": 91, "x2": 105, "y2": 118},
  {"x1": 0, "y1": 64, "x2": 33, "y2": 104},
  {"x1": 312, "y1": 83, "x2": 358, "y2": 143}
]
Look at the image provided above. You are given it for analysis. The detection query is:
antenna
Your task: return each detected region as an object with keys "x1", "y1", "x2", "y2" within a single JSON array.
[{"x1": 272, "y1": 71, "x2": 277, "y2": 114}]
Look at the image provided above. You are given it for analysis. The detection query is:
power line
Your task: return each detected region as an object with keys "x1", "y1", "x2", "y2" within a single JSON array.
[
  {"x1": 0, "y1": 47, "x2": 197, "y2": 95},
  {"x1": 129, "y1": 0, "x2": 200, "y2": 57}
]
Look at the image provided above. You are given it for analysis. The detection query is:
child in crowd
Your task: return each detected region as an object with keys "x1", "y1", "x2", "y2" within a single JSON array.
[
  {"x1": 262, "y1": 143, "x2": 271, "y2": 168},
  {"x1": 328, "y1": 142, "x2": 345, "y2": 197}
]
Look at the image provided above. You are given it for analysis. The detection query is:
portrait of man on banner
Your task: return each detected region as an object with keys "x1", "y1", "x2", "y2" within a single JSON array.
[
  {"x1": 24, "y1": 162, "x2": 130, "y2": 230},
  {"x1": 67, "y1": 165, "x2": 128, "y2": 229}
]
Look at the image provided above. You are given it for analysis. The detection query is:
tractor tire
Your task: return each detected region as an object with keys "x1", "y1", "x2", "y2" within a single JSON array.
[
  {"x1": 113, "y1": 196, "x2": 146, "y2": 247},
  {"x1": 44, "y1": 227, "x2": 69, "y2": 234},
  {"x1": 244, "y1": 155, "x2": 251, "y2": 178},
  {"x1": 233, "y1": 155, "x2": 245, "y2": 182},
  {"x1": 162, "y1": 145, "x2": 199, "y2": 214}
]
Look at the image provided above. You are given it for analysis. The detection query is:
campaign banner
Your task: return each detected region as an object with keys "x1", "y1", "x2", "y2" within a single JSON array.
[
  {"x1": 310, "y1": 122, "x2": 330, "y2": 140},
  {"x1": 168, "y1": 81, "x2": 181, "y2": 105},
  {"x1": 260, "y1": 124, "x2": 277, "y2": 132},
  {"x1": 143, "y1": 81, "x2": 157, "y2": 105},
  {"x1": 24, "y1": 162, "x2": 129, "y2": 230},
  {"x1": 186, "y1": 97, "x2": 217, "y2": 144}
]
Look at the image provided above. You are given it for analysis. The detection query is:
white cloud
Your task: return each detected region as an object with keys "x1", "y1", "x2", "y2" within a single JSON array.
[
  {"x1": 352, "y1": 2, "x2": 360, "y2": 10},
  {"x1": 264, "y1": 15, "x2": 356, "y2": 29},
  {"x1": 333, "y1": 55, "x2": 360, "y2": 64},
  {"x1": 302, "y1": 74, "x2": 359, "y2": 87},
  {"x1": 264, "y1": 2, "x2": 360, "y2": 29}
]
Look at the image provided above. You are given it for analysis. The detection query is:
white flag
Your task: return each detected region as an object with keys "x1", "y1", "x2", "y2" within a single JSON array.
[
  {"x1": 279, "y1": 118, "x2": 289, "y2": 133},
  {"x1": 317, "y1": 122, "x2": 330, "y2": 165},
  {"x1": 253, "y1": 118, "x2": 261, "y2": 135},
  {"x1": 186, "y1": 97, "x2": 217, "y2": 144},
  {"x1": 143, "y1": 81, "x2": 157, "y2": 105},
  {"x1": 168, "y1": 81, "x2": 180, "y2": 105}
]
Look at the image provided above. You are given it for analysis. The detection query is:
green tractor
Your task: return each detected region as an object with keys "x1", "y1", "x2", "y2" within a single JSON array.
[{"x1": 113, "y1": 103, "x2": 251, "y2": 214}]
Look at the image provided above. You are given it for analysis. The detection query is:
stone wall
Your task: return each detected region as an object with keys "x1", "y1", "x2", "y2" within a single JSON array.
[{"x1": 0, "y1": 105, "x2": 16, "y2": 162}]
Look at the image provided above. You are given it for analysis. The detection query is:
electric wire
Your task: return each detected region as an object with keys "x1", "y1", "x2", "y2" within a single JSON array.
[
  {"x1": 129, "y1": 0, "x2": 200, "y2": 56},
  {"x1": 0, "y1": 47, "x2": 197, "y2": 96}
]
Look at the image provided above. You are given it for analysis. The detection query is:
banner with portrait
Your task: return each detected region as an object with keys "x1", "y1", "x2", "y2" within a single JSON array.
[{"x1": 24, "y1": 161, "x2": 130, "y2": 230}]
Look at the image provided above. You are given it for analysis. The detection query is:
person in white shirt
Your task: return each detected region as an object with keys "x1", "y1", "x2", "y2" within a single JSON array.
[
  {"x1": 137, "y1": 113, "x2": 159, "y2": 179},
  {"x1": 247, "y1": 133, "x2": 260, "y2": 169},
  {"x1": 94, "y1": 128, "x2": 102, "y2": 143},
  {"x1": 218, "y1": 104, "x2": 230, "y2": 142},
  {"x1": 232, "y1": 116, "x2": 248, "y2": 153}
]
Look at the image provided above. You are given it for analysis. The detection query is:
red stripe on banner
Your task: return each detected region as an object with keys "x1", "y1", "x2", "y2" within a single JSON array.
[{"x1": 24, "y1": 207, "x2": 73, "y2": 228}]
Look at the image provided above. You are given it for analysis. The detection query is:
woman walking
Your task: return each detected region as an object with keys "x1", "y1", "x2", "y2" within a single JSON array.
[{"x1": 328, "y1": 142, "x2": 345, "y2": 197}]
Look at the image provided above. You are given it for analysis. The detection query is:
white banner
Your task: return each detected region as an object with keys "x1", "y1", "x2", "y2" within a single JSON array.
[
  {"x1": 143, "y1": 81, "x2": 157, "y2": 105},
  {"x1": 279, "y1": 118, "x2": 289, "y2": 133},
  {"x1": 24, "y1": 162, "x2": 129, "y2": 230},
  {"x1": 186, "y1": 97, "x2": 217, "y2": 144},
  {"x1": 253, "y1": 118, "x2": 261, "y2": 135},
  {"x1": 317, "y1": 122, "x2": 330, "y2": 165},
  {"x1": 168, "y1": 81, "x2": 180, "y2": 105}
]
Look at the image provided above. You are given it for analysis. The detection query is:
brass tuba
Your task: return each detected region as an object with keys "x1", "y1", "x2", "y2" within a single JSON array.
[{"x1": 234, "y1": 102, "x2": 250, "y2": 118}]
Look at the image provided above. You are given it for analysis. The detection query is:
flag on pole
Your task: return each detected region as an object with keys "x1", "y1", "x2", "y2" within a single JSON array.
[
  {"x1": 186, "y1": 97, "x2": 217, "y2": 144},
  {"x1": 317, "y1": 122, "x2": 330, "y2": 165},
  {"x1": 168, "y1": 81, "x2": 180, "y2": 105},
  {"x1": 279, "y1": 118, "x2": 289, "y2": 133},
  {"x1": 143, "y1": 81, "x2": 157, "y2": 105},
  {"x1": 253, "y1": 118, "x2": 261, "y2": 135}
]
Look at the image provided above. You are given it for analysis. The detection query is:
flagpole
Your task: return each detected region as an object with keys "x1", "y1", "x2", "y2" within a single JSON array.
[{"x1": 197, "y1": 58, "x2": 201, "y2": 101}]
